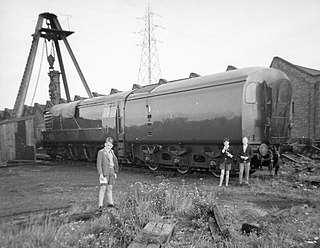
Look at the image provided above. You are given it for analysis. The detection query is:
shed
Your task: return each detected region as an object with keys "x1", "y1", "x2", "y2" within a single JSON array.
[{"x1": 0, "y1": 116, "x2": 36, "y2": 165}]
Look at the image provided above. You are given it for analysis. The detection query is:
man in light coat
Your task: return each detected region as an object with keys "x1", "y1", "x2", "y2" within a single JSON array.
[{"x1": 97, "y1": 137, "x2": 119, "y2": 210}]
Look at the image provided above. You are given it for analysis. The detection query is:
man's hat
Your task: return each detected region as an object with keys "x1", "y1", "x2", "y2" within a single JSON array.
[
  {"x1": 259, "y1": 143, "x2": 268, "y2": 156},
  {"x1": 223, "y1": 138, "x2": 230, "y2": 142},
  {"x1": 105, "y1": 137, "x2": 113, "y2": 144}
]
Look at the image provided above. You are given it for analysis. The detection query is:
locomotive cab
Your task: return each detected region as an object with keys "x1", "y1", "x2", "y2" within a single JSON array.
[
  {"x1": 242, "y1": 68, "x2": 292, "y2": 145},
  {"x1": 241, "y1": 68, "x2": 292, "y2": 169}
]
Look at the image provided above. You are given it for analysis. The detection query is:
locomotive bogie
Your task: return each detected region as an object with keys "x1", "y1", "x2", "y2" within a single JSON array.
[{"x1": 127, "y1": 142, "x2": 238, "y2": 174}]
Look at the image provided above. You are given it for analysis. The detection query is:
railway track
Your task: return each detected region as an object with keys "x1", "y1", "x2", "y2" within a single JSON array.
[
  {"x1": 5, "y1": 149, "x2": 318, "y2": 180},
  {"x1": 33, "y1": 158, "x2": 214, "y2": 178}
]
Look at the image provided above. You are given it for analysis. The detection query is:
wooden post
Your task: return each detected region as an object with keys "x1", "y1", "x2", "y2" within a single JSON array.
[
  {"x1": 208, "y1": 205, "x2": 231, "y2": 239},
  {"x1": 128, "y1": 220, "x2": 175, "y2": 248},
  {"x1": 208, "y1": 214, "x2": 219, "y2": 240},
  {"x1": 212, "y1": 205, "x2": 231, "y2": 239}
]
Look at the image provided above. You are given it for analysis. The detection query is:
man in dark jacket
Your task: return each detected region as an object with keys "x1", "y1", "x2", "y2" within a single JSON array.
[
  {"x1": 219, "y1": 138, "x2": 234, "y2": 187},
  {"x1": 259, "y1": 143, "x2": 273, "y2": 173},
  {"x1": 97, "y1": 137, "x2": 119, "y2": 210}
]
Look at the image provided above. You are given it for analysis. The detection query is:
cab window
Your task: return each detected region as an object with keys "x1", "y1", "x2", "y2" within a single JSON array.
[
  {"x1": 245, "y1": 82, "x2": 256, "y2": 103},
  {"x1": 78, "y1": 104, "x2": 104, "y2": 120},
  {"x1": 103, "y1": 104, "x2": 117, "y2": 118}
]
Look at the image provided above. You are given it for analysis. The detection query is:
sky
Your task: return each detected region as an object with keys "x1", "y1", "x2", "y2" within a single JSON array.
[{"x1": 0, "y1": 0, "x2": 319, "y2": 110}]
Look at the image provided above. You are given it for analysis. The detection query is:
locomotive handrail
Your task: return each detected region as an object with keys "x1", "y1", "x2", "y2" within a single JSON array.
[
  {"x1": 271, "y1": 116, "x2": 290, "y2": 119},
  {"x1": 45, "y1": 127, "x2": 101, "y2": 131}
]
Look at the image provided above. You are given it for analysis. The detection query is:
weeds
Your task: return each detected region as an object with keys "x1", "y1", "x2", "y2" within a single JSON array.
[
  {"x1": 0, "y1": 215, "x2": 59, "y2": 248},
  {"x1": 1, "y1": 170, "x2": 320, "y2": 248}
]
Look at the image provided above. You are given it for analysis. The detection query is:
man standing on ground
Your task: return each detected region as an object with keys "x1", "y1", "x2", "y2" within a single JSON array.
[
  {"x1": 219, "y1": 138, "x2": 234, "y2": 187},
  {"x1": 97, "y1": 137, "x2": 119, "y2": 210},
  {"x1": 239, "y1": 136, "x2": 253, "y2": 186}
]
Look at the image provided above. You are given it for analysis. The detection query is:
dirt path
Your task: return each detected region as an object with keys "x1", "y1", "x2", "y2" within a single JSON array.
[
  {"x1": 0, "y1": 162, "x2": 161, "y2": 222},
  {"x1": 0, "y1": 162, "x2": 308, "y2": 224}
]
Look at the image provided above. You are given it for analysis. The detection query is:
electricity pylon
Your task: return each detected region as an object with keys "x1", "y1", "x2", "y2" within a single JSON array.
[{"x1": 137, "y1": 5, "x2": 162, "y2": 85}]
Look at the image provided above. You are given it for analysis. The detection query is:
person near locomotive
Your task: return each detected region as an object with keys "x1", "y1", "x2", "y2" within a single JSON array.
[
  {"x1": 258, "y1": 143, "x2": 274, "y2": 172},
  {"x1": 258, "y1": 143, "x2": 280, "y2": 176},
  {"x1": 219, "y1": 138, "x2": 234, "y2": 187},
  {"x1": 238, "y1": 136, "x2": 253, "y2": 186},
  {"x1": 96, "y1": 137, "x2": 119, "y2": 210},
  {"x1": 271, "y1": 146, "x2": 281, "y2": 176}
]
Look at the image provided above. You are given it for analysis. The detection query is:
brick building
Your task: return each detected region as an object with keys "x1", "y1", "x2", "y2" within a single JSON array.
[{"x1": 270, "y1": 56, "x2": 320, "y2": 141}]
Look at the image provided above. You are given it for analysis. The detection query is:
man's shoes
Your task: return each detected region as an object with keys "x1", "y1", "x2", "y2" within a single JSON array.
[{"x1": 107, "y1": 204, "x2": 115, "y2": 208}]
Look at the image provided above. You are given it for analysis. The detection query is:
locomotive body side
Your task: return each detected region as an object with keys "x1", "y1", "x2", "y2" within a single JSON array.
[{"x1": 125, "y1": 76, "x2": 244, "y2": 144}]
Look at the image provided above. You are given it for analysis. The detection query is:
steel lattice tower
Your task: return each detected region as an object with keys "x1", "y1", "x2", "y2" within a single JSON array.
[{"x1": 137, "y1": 5, "x2": 162, "y2": 85}]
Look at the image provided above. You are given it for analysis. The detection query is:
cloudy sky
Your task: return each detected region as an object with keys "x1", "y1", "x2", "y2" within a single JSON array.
[{"x1": 0, "y1": 0, "x2": 319, "y2": 110}]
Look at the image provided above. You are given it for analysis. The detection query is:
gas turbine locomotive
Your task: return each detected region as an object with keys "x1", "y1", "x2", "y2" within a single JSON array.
[{"x1": 43, "y1": 67, "x2": 292, "y2": 174}]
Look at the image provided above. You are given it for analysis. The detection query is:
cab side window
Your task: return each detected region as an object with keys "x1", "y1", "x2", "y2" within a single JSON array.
[{"x1": 103, "y1": 104, "x2": 117, "y2": 118}]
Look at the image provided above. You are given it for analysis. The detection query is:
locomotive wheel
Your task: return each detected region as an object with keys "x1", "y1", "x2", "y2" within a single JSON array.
[
  {"x1": 69, "y1": 146, "x2": 81, "y2": 160},
  {"x1": 148, "y1": 163, "x2": 159, "y2": 171},
  {"x1": 46, "y1": 148, "x2": 59, "y2": 160},
  {"x1": 84, "y1": 147, "x2": 97, "y2": 162},
  {"x1": 176, "y1": 166, "x2": 189, "y2": 174}
]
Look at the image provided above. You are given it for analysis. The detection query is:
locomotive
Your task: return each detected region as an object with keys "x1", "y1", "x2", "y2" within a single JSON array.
[{"x1": 42, "y1": 67, "x2": 292, "y2": 175}]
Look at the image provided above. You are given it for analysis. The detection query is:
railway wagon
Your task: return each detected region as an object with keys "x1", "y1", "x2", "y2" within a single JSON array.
[{"x1": 42, "y1": 67, "x2": 292, "y2": 174}]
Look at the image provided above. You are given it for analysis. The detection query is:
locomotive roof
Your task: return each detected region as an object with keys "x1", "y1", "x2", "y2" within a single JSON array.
[
  {"x1": 77, "y1": 90, "x2": 132, "y2": 106},
  {"x1": 50, "y1": 67, "x2": 287, "y2": 117},
  {"x1": 127, "y1": 66, "x2": 279, "y2": 100},
  {"x1": 50, "y1": 90, "x2": 132, "y2": 117},
  {"x1": 150, "y1": 66, "x2": 265, "y2": 95}
]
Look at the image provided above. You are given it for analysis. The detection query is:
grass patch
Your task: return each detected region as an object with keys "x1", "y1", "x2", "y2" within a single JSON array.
[{"x1": 0, "y1": 215, "x2": 60, "y2": 248}]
